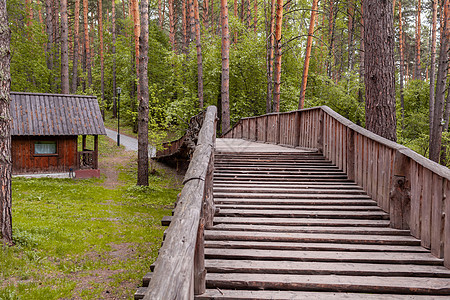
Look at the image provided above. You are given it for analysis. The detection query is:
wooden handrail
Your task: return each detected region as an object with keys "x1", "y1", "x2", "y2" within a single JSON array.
[
  {"x1": 223, "y1": 105, "x2": 450, "y2": 268},
  {"x1": 144, "y1": 106, "x2": 217, "y2": 299}
]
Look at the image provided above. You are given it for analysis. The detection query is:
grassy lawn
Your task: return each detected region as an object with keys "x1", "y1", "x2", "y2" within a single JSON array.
[{"x1": 0, "y1": 135, "x2": 181, "y2": 299}]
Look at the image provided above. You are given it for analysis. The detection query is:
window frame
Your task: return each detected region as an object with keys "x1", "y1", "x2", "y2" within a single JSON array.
[{"x1": 33, "y1": 140, "x2": 58, "y2": 157}]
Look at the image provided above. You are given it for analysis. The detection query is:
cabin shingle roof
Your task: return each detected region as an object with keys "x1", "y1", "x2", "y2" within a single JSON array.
[{"x1": 11, "y1": 92, "x2": 106, "y2": 136}]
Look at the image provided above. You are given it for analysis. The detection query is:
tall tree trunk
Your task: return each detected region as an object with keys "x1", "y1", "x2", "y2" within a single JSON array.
[
  {"x1": 169, "y1": 0, "x2": 176, "y2": 50},
  {"x1": 357, "y1": 2, "x2": 364, "y2": 126},
  {"x1": 190, "y1": 0, "x2": 195, "y2": 43},
  {"x1": 272, "y1": 0, "x2": 283, "y2": 112},
  {"x1": 99, "y1": 0, "x2": 105, "y2": 116},
  {"x1": 221, "y1": 0, "x2": 230, "y2": 133},
  {"x1": 71, "y1": 0, "x2": 80, "y2": 93},
  {"x1": 138, "y1": 0, "x2": 149, "y2": 186},
  {"x1": 430, "y1": 0, "x2": 449, "y2": 162},
  {"x1": 194, "y1": 0, "x2": 204, "y2": 107},
  {"x1": 414, "y1": 0, "x2": 421, "y2": 80},
  {"x1": 326, "y1": 0, "x2": 336, "y2": 79},
  {"x1": 363, "y1": 0, "x2": 397, "y2": 142},
  {"x1": 0, "y1": 0, "x2": 11, "y2": 245},
  {"x1": 60, "y1": 0, "x2": 69, "y2": 94},
  {"x1": 265, "y1": 0, "x2": 276, "y2": 113},
  {"x1": 347, "y1": 0, "x2": 355, "y2": 71},
  {"x1": 112, "y1": 0, "x2": 117, "y2": 117},
  {"x1": 399, "y1": 0, "x2": 405, "y2": 129},
  {"x1": 83, "y1": 0, "x2": 92, "y2": 86},
  {"x1": 182, "y1": 0, "x2": 187, "y2": 53},
  {"x1": 299, "y1": 0, "x2": 319, "y2": 109},
  {"x1": 234, "y1": 0, "x2": 238, "y2": 42},
  {"x1": 204, "y1": 0, "x2": 209, "y2": 29},
  {"x1": 429, "y1": 0, "x2": 437, "y2": 138},
  {"x1": 45, "y1": 0, "x2": 53, "y2": 72},
  {"x1": 247, "y1": 0, "x2": 251, "y2": 29},
  {"x1": 131, "y1": 0, "x2": 140, "y2": 107}
]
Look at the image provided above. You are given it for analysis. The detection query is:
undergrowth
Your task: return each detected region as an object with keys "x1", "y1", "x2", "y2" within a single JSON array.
[{"x1": 0, "y1": 136, "x2": 180, "y2": 299}]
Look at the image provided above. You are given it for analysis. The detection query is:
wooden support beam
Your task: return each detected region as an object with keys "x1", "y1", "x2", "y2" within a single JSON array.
[
  {"x1": 347, "y1": 128, "x2": 355, "y2": 181},
  {"x1": 94, "y1": 135, "x2": 98, "y2": 169}
]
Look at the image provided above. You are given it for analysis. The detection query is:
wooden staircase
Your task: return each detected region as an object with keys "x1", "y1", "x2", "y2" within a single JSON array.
[{"x1": 197, "y1": 150, "x2": 450, "y2": 299}]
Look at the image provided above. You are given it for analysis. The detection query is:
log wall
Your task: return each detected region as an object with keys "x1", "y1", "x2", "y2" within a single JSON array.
[{"x1": 222, "y1": 106, "x2": 450, "y2": 268}]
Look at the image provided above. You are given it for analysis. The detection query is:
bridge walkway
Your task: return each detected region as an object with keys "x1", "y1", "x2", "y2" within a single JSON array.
[{"x1": 196, "y1": 138, "x2": 450, "y2": 299}]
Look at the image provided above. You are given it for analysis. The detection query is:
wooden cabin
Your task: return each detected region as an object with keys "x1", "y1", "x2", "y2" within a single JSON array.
[{"x1": 10, "y1": 92, "x2": 106, "y2": 177}]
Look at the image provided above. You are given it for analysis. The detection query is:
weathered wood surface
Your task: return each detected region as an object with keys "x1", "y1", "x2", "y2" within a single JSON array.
[
  {"x1": 196, "y1": 147, "x2": 450, "y2": 298},
  {"x1": 221, "y1": 105, "x2": 450, "y2": 268},
  {"x1": 139, "y1": 106, "x2": 217, "y2": 299}
]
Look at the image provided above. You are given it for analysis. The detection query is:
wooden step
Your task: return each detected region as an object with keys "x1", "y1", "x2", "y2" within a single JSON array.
[
  {"x1": 205, "y1": 230, "x2": 420, "y2": 245},
  {"x1": 205, "y1": 259, "x2": 450, "y2": 277},
  {"x1": 213, "y1": 177, "x2": 353, "y2": 183},
  {"x1": 216, "y1": 209, "x2": 389, "y2": 219},
  {"x1": 204, "y1": 248, "x2": 442, "y2": 265},
  {"x1": 213, "y1": 182, "x2": 363, "y2": 189},
  {"x1": 213, "y1": 217, "x2": 390, "y2": 227},
  {"x1": 215, "y1": 165, "x2": 339, "y2": 170},
  {"x1": 210, "y1": 224, "x2": 410, "y2": 235},
  {"x1": 214, "y1": 198, "x2": 377, "y2": 206},
  {"x1": 213, "y1": 193, "x2": 371, "y2": 200},
  {"x1": 213, "y1": 188, "x2": 367, "y2": 195},
  {"x1": 205, "y1": 273, "x2": 450, "y2": 295},
  {"x1": 214, "y1": 172, "x2": 347, "y2": 178},
  {"x1": 204, "y1": 240, "x2": 429, "y2": 253},
  {"x1": 196, "y1": 289, "x2": 450, "y2": 299},
  {"x1": 215, "y1": 204, "x2": 383, "y2": 211}
]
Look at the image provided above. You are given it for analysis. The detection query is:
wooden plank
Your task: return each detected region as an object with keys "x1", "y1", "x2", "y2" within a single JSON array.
[
  {"x1": 214, "y1": 199, "x2": 376, "y2": 206},
  {"x1": 215, "y1": 204, "x2": 382, "y2": 211},
  {"x1": 210, "y1": 224, "x2": 410, "y2": 235},
  {"x1": 212, "y1": 216, "x2": 389, "y2": 227},
  {"x1": 197, "y1": 289, "x2": 450, "y2": 299},
  {"x1": 205, "y1": 259, "x2": 450, "y2": 277},
  {"x1": 431, "y1": 173, "x2": 444, "y2": 258},
  {"x1": 204, "y1": 240, "x2": 428, "y2": 253},
  {"x1": 205, "y1": 231, "x2": 419, "y2": 245},
  {"x1": 205, "y1": 273, "x2": 450, "y2": 295},
  {"x1": 421, "y1": 168, "x2": 432, "y2": 249},
  {"x1": 204, "y1": 248, "x2": 442, "y2": 264},
  {"x1": 214, "y1": 187, "x2": 367, "y2": 194},
  {"x1": 409, "y1": 162, "x2": 421, "y2": 238},
  {"x1": 213, "y1": 193, "x2": 370, "y2": 200},
  {"x1": 445, "y1": 179, "x2": 450, "y2": 268}
]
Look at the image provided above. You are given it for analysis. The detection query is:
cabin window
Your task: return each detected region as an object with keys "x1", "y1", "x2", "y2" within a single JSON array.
[{"x1": 34, "y1": 141, "x2": 57, "y2": 155}]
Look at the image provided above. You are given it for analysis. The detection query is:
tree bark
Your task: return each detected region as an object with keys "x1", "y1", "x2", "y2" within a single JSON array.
[
  {"x1": 298, "y1": 0, "x2": 319, "y2": 109},
  {"x1": 221, "y1": 0, "x2": 230, "y2": 133},
  {"x1": 26, "y1": 0, "x2": 33, "y2": 27},
  {"x1": 138, "y1": 0, "x2": 149, "y2": 186},
  {"x1": 190, "y1": 0, "x2": 195, "y2": 44},
  {"x1": 194, "y1": 0, "x2": 204, "y2": 107},
  {"x1": 234, "y1": 0, "x2": 238, "y2": 42},
  {"x1": 158, "y1": 0, "x2": 164, "y2": 29},
  {"x1": 356, "y1": 2, "x2": 364, "y2": 126},
  {"x1": 60, "y1": 0, "x2": 70, "y2": 94},
  {"x1": 272, "y1": 0, "x2": 283, "y2": 112},
  {"x1": 99, "y1": 0, "x2": 105, "y2": 116},
  {"x1": 112, "y1": 0, "x2": 117, "y2": 117},
  {"x1": 363, "y1": 0, "x2": 397, "y2": 142},
  {"x1": 83, "y1": 0, "x2": 92, "y2": 86},
  {"x1": 131, "y1": 0, "x2": 140, "y2": 105},
  {"x1": 71, "y1": 0, "x2": 80, "y2": 93},
  {"x1": 347, "y1": 0, "x2": 355, "y2": 71},
  {"x1": 430, "y1": 0, "x2": 449, "y2": 163},
  {"x1": 429, "y1": 0, "x2": 437, "y2": 138},
  {"x1": 45, "y1": 0, "x2": 53, "y2": 72},
  {"x1": 182, "y1": 0, "x2": 187, "y2": 53},
  {"x1": 0, "y1": 0, "x2": 11, "y2": 245},
  {"x1": 169, "y1": 0, "x2": 176, "y2": 50},
  {"x1": 398, "y1": 0, "x2": 405, "y2": 129},
  {"x1": 253, "y1": 0, "x2": 257, "y2": 33},
  {"x1": 265, "y1": 0, "x2": 276, "y2": 113},
  {"x1": 414, "y1": 0, "x2": 421, "y2": 80}
]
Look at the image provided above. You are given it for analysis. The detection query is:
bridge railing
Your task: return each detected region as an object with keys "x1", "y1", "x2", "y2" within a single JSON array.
[
  {"x1": 144, "y1": 106, "x2": 217, "y2": 299},
  {"x1": 223, "y1": 106, "x2": 450, "y2": 268}
]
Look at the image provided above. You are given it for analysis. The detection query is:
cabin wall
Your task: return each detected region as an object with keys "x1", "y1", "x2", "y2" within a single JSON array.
[{"x1": 12, "y1": 136, "x2": 78, "y2": 174}]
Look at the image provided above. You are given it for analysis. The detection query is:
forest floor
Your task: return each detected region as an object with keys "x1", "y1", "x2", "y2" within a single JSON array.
[{"x1": 0, "y1": 135, "x2": 183, "y2": 299}]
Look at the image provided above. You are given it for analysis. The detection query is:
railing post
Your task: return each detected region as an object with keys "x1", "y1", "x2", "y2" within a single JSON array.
[
  {"x1": 389, "y1": 151, "x2": 411, "y2": 230},
  {"x1": 264, "y1": 116, "x2": 268, "y2": 143},
  {"x1": 347, "y1": 128, "x2": 355, "y2": 181},
  {"x1": 294, "y1": 111, "x2": 300, "y2": 147},
  {"x1": 317, "y1": 110, "x2": 324, "y2": 153},
  {"x1": 276, "y1": 113, "x2": 281, "y2": 144},
  {"x1": 194, "y1": 217, "x2": 206, "y2": 295}
]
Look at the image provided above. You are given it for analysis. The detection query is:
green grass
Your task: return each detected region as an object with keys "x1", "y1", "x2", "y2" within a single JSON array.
[{"x1": 0, "y1": 136, "x2": 181, "y2": 299}]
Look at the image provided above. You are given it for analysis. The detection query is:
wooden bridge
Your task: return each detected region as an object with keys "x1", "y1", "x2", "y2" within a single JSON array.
[{"x1": 136, "y1": 106, "x2": 450, "y2": 299}]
